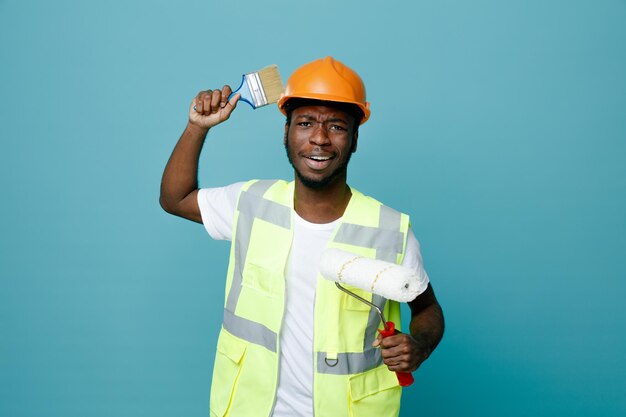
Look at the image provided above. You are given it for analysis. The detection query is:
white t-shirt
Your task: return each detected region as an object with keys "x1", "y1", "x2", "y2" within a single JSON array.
[{"x1": 198, "y1": 183, "x2": 429, "y2": 417}]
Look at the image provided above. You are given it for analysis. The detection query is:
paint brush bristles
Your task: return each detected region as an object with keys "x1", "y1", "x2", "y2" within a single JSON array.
[
  {"x1": 255, "y1": 65, "x2": 284, "y2": 105},
  {"x1": 234, "y1": 64, "x2": 284, "y2": 109}
]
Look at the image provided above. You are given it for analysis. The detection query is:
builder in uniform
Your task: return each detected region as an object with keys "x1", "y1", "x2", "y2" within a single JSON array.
[{"x1": 160, "y1": 57, "x2": 444, "y2": 417}]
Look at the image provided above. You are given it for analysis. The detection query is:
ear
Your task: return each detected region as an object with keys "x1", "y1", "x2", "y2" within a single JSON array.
[
  {"x1": 284, "y1": 124, "x2": 289, "y2": 146},
  {"x1": 351, "y1": 130, "x2": 359, "y2": 153}
]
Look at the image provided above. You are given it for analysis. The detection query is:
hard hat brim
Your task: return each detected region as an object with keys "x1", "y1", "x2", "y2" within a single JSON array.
[{"x1": 278, "y1": 93, "x2": 370, "y2": 125}]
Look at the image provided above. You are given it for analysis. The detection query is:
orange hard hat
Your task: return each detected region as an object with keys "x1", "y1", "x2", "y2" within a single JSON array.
[{"x1": 278, "y1": 56, "x2": 371, "y2": 124}]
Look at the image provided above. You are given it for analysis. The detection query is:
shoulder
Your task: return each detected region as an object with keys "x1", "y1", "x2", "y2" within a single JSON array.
[
  {"x1": 240, "y1": 179, "x2": 290, "y2": 195},
  {"x1": 349, "y1": 187, "x2": 405, "y2": 213},
  {"x1": 239, "y1": 179, "x2": 293, "y2": 207},
  {"x1": 348, "y1": 186, "x2": 410, "y2": 227},
  {"x1": 198, "y1": 181, "x2": 247, "y2": 207}
]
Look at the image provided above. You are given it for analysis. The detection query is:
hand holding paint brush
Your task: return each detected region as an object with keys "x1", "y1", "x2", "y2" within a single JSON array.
[
  {"x1": 190, "y1": 65, "x2": 284, "y2": 129},
  {"x1": 190, "y1": 85, "x2": 241, "y2": 130}
]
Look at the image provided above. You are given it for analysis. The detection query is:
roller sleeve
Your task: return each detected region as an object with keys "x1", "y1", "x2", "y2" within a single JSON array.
[{"x1": 319, "y1": 248, "x2": 428, "y2": 303}]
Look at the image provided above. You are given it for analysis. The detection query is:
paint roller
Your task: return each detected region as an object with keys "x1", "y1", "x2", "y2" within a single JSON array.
[{"x1": 319, "y1": 248, "x2": 429, "y2": 387}]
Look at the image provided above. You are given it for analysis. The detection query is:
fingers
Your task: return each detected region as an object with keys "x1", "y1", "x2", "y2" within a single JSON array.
[
  {"x1": 210, "y1": 90, "x2": 221, "y2": 112},
  {"x1": 193, "y1": 86, "x2": 235, "y2": 115},
  {"x1": 377, "y1": 333, "x2": 424, "y2": 372},
  {"x1": 193, "y1": 91, "x2": 206, "y2": 114},
  {"x1": 221, "y1": 85, "x2": 233, "y2": 107},
  {"x1": 372, "y1": 333, "x2": 383, "y2": 348},
  {"x1": 380, "y1": 334, "x2": 412, "y2": 359},
  {"x1": 220, "y1": 93, "x2": 240, "y2": 118},
  {"x1": 188, "y1": 86, "x2": 240, "y2": 129}
]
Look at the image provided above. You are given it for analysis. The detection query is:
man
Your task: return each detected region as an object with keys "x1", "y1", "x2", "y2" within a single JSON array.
[{"x1": 160, "y1": 57, "x2": 444, "y2": 417}]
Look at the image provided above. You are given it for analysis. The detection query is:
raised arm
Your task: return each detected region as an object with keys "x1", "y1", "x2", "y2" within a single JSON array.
[{"x1": 159, "y1": 87, "x2": 240, "y2": 222}]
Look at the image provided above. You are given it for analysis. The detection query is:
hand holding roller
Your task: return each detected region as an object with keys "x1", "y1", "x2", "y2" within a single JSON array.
[{"x1": 320, "y1": 249, "x2": 429, "y2": 387}]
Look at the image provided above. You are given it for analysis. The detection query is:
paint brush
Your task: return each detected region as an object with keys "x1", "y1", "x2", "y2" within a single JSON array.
[
  {"x1": 194, "y1": 64, "x2": 284, "y2": 111},
  {"x1": 232, "y1": 64, "x2": 284, "y2": 109}
]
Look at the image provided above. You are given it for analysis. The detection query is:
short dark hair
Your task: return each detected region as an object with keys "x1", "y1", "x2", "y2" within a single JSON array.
[{"x1": 284, "y1": 98, "x2": 364, "y2": 129}]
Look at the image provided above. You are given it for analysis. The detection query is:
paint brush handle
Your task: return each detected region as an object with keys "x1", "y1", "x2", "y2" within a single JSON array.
[
  {"x1": 378, "y1": 321, "x2": 415, "y2": 387},
  {"x1": 192, "y1": 74, "x2": 255, "y2": 112},
  {"x1": 228, "y1": 74, "x2": 256, "y2": 108}
]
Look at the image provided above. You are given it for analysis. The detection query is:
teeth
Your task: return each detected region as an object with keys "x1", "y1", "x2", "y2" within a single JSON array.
[{"x1": 309, "y1": 156, "x2": 331, "y2": 161}]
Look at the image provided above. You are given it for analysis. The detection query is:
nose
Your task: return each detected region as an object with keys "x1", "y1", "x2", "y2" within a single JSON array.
[{"x1": 310, "y1": 123, "x2": 330, "y2": 146}]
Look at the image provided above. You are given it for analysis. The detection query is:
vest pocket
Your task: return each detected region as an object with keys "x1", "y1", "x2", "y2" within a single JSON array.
[
  {"x1": 242, "y1": 262, "x2": 279, "y2": 298},
  {"x1": 342, "y1": 286, "x2": 374, "y2": 312},
  {"x1": 210, "y1": 330, "x2": 248, "y2": 417},
  {"x1": 348, "y1": 365, "x2": 401, "y2": 417}
]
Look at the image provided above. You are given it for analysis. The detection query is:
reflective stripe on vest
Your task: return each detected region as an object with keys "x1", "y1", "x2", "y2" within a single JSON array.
[
  {"x1": 222, "y1": 179, "x2": 406, "y2": 375},
  {"x1": 222, "y1": 180, "x2": 290, "y2": 353},
  {"x1": 318, "y1": 204, "x2": 403, "y2": 375}
]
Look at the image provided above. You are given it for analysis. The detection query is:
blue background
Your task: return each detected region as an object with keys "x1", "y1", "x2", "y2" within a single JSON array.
[{"x1": 1, "y1": 1, "x2": 625, "y2": 416}]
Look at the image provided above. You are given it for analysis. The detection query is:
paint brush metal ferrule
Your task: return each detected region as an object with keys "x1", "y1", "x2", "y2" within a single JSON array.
[
  {"x1": 230, "y1": 72, "x2": 269, "y2": 109},
  {"x1": 244, "y1": 72, "x2": 268, "y2": 108}
]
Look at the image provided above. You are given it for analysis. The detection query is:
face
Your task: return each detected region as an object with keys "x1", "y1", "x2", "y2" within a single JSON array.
[{"x1": 284, "y1": 105, "x2": 358, "y2": 190}]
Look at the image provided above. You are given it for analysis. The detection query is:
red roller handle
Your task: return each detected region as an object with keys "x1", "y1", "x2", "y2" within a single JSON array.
[{"x1": 378, "y1": 321, "x2": 415, "y2": 387}]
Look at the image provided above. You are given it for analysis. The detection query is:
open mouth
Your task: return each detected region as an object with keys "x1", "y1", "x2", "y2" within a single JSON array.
[
  {"x1": 307, "y1": 155, "x2": 333, "y2": 162},
  {"x1": 304, "y1": 154, "x2": 335, "y2": 170}
]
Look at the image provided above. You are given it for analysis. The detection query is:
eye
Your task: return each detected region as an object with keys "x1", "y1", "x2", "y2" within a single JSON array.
[
  {"x1": 297, "y1": 121, "x2": 312, "y2": 127},
  {"x1": 329, "y1": 124, "x2": 346, "y2": 131}
]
